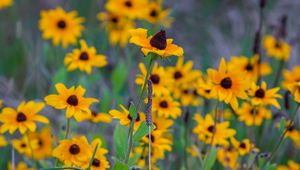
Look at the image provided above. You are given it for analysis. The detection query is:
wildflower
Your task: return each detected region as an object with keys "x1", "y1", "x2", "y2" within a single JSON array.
[
  {"x1": 151, "y1": 113, "x2": 174, "y2": 132},
  {"x1": 282, "y1": 66, "x2": 300, "y2": 103},
  {"x1": 129, "y1": 28, "x2": 184, "y2": 57},
  {"x1": 248, "y1": 81, "x2": 282, "y2": 108},
  {"x1": 228, "y1": 55, "x2": 272, "y2": 82},
  {"x1": 263, "y1": 35, "x2": 291, "y2": 61},
  {"x1": 152, "y1": 94, "x2": 181, "y2": 119},
  {"x1": 142, "y1": 1, "x2": 173, "y2": 27},
  {"x1": 0, "y1": 135, "x2": 7, "y2": 147},
  {"x1": 0, "y1": 0, "x2": 13, "y2": 10},
  {"x1": 29, "y1": 127, "x2": 53, "y2": 160},
  {"x1": 88, "y1": 111, "x2": 112, "y2": 124},
  {"x1": 105, "y1": 0, "x2": 148, "y2": 19},
  {"x1": 173, "y1": 83, "x2": 203, "y2": 107},
  {"x1": 90, "y1": 139, "x2": 110, "y2": 170},
  {"x1": 277, "y1": 160, "x2": 300, "y2": 170},
  {"x1": 236, "y1": 102, "x2": 271, "y2": 126},
  {"x1": 8, "y1": 161, "x2": 36, "y2": 170},
  {"x1": 186, "y1": 145, "x2": 199, "y2": 157},
  {"x1": 12, "y1": 136, "x2": 38, "y2": 157},
  {"x1": 207, "y1": 58, "x2": 249, "y2": 110},
  {"x1": 53, "y1": 136, "x2": 92, "y2": 168},
  {"x1": 0, "y1": 101, "x2": 49, "y2": 134},
  {"x1": 136, "y1": 62, "x2": 172, "y2": 96},
  {"x1": 109, "y1": 104, "x2": 145, "y2": 130},
  {"x1": 217, "y1": 147, "x2": 239, "y2": 169},
  {"x1": 97, "y1": 11, "x2": 135, "y2": 47},
  {"x1": 64, "y1": 40, "x2": 107, "y2": 74},
  {"x1": 231, "y1": 138, "x2": 253, "y2": 156},
  {"x1": 44, "y1": 83, "x2": 98, "y2": 122},
  {"x1": 39, "y1": 7, "x2": 84, "y2": 48},
  {"x1": 284, "y1": 125, "x2": 300, "y2": 143},
  {"x1": 193, "y1": 114, "x2": 236, "y2": 146},
  {"x1": 133, "y1": 146, "x2": 160, "y2": 170}
]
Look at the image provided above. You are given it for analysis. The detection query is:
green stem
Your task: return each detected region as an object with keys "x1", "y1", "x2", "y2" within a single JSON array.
[
  {"x1": 124, "y1": 55, "x2": 155, "y2": 164},
  {"x1": 272, "y1": 59, "x2": 285, "y2": 87}
]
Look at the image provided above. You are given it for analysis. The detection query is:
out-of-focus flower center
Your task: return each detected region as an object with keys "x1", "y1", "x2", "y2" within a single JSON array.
[{"x1": 220, "y1": 77, "x2": 232, "y2": 89}]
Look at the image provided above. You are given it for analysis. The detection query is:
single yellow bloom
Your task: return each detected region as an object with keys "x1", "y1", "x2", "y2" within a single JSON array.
[
  {"x1": 152, "y1": 94, "x2": 181, "y2": 119},
  {"x1": 0, "y1": 0, "x2": 13, "y2": 10},
  {"x1": 217, "y1": 147, "x2": 239, "y2": 169},
  {"x1": 44, "y1": 83, "x2": 98, "y2": 122},
  {"x1": 263, "y1": 35, "x2": 291, "y2": 61},
  {"x1": 129, "y1": 28, "x2": 184, "y2": 57},
  {"x1": 0, "y1": 101, "x2": 49, "y2": 134},
  {"x1": 12, "y1": 136, "x2": 39, "y2": 157},
  {"x1": 90, "y1": 138, "x2": 110, "y2": 170},
  {"x1": 231, "y1": 138, "x2": 253, "y2": 156},
  {"x1": 88, "y1": 111, "x2": 112, "y2": 124},
  {"x1": 105, "y1": 0, "x2": 148, "y2": 19},
  {"x1": 8, "y1": 161, "x2": 36, "y2": 170},
  {"x1": 282, "y1": 66, "x2": 300, "y2": 103},
  {"x1": 39, "y1": 7, "x2": 84, "y2": 48},
  {"x1": 29, "y1": 127, "x2": 53, "y2": 160},
  {"x1": 64, "y1": 40, "x2": 107, "y2": 74}
]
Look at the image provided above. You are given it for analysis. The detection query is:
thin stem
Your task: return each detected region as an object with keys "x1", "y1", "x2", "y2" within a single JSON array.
[
  {"x1": 11, "y1": 145, "x2": 15, "y2": 170},
  {"x1": 65, "y1": 118, "x2": 70, "y2": 139},
  {"x1": 148, "y1": 126, "x2": 152, "y2": 170},
  {"x1": 272, "y1": 60, "x2": 284, "y2": 87},
  {"x1": 25, "y1": 131, "x2": 37, "y2": 168}
]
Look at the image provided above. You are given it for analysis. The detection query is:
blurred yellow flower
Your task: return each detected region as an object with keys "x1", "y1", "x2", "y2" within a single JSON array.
[
  {"x1": 0, "y1": 99, "x2": 3, "y2": 108},
  {"x1": 130, "y1": 28, "x2": 184, "y2": 57},
  {"x1": 8, "y1": 161, "x2": 36, "y2": 170},
  {"x1": 12, "y1": 136, "x2": 38, "y2": 157},
  {"x1": 263, "y1": 35, "x2": 291, "y2": 61},
  {"x1": 282, "y1": 66, "x2": 300, "y2": 103},
  {"x1": 0, "y1": 101, "x2": 49, "y2": 134},
  {"x1": 39, "y1": 7, "x2": 84, "y2": 48},
  {"x1": 29, "y1": 127, "x2": 53, "y2": 160},
  {"x1": 151, "y1": 113, "x2": 174, "y2": 132},
  {"x1": 0, "y1": 135, "x2": 7, "y2": 147},
  {"x1": 0, "y1": 0, "x2": 13, "y2": 10},
  {"x1": 64, "y1": 40, "x2": 107, "y2": 74},
  {"x1": 231, "y1": 138, "x2": 253, "y2": 156},
  {"x1": 44, "y1": 83, "x2": 98, "y2": 122},
  {"x1": 217, "y1": 147, "x2": 239, "y2": 169},
  {"x1": 142, "y1": 1, "x2": 173, "y2": 27},
  {"x1": 277, "y1": 160, "x2": 300, "y2": 170},
  {"x1": 152, "y1": 94, "x2": 181, "y2": 119},
  {"x1": 90, "y1": 139, "x2": 110, "y2": 170},
  {"x1": 105, "y1": 0, "x2": 148, "y2": 19},
  {"x1": 86, "y1": 111, "x2": 112, "y2": 124}
]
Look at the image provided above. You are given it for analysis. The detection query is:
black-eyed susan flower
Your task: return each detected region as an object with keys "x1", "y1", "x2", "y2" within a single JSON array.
[
  {"x1": 282, "y1": 66, "x2": 300, "y2": 103},
  {"x1": 90, "y1": 138, "x2": 110, "y2": 170},
  {"x1": 228, "y1": 55, "x2": 272, "y2": 82},
  {"x1": 152, "y1": 94, "x2": 181, "y2": 119},
  {"x1": 39, "y1": 7, "x2": 84, "y2": 48},
  {"x1": 277, "y1": 160, "x2": 300, "y2": 170},
  {"x1": 207, "y1": 58, "x2": 249, "y2": 110},
  {"x1": 136, "y1": 62, "x2": 172, "y2": 96},
  {"x1": 29, "y1": 127, "x2": 53, "y2": 160},
  {"x1": 0, "y1": 101, "x2": 49, "y2": 134},
  {"x1": 97, "y1": 11, "x2": 135, "y2": 47},
  {"x1": 231, "y1": 138, "x2": 253, "y2": 156},
  {"x1": 129, "y1": 28, "x2": 184, "y2": 57},
  {"x1": 142, "y1": 1, "x2": 173, "y2": 27},
  {"x1": 53, "y1": 136, "x2": 92, "y2": 168},
  {"x1": 263, "y1": 35, "x2": 291, "y2": 61},
  {"x1": 173, "y1": 83, "x2": 203, "y2": 107},
  {"x1": 64, "y1": 40, "x2": 107, "y2": 74},
  {"x1": 152, "y1": 112, "x2": 174, "y2": 132},
  {"x1": 217, "y1": 147, "x2": 239, "y2": 169},
  {"x1": 0, "y1": 0, "x2": 13, "y2": 10},
  {"x1": 44, "y1": 83, "x2": 98, "y2": 122},
  {"x1": 193, "y1": 114, "x2": 236, "y2": 146},
  {"x1": 12, "y1": 136, "x2": 38, "y2": 157},
  {"x1": 105, "y1": 0, "x2": 148, "y2": 19},
  {"x1": 8, "y1": 161, "x2": 36, "y2": 170},
  {"x1": 133, "y1": 146, "x2": 160, "y2": 170},
  {"x1": 0, "y1": 135, "x2": 7, "y2": 147},
  {"x1": 284, "y1": 125, "x2": 300, "y2": 144},
  {"x1": 109, "y1": 104, "x2": 145, "y2": 130},
  {"x1": 88, "y1": 111, "x2": 112, "y2": 124},
  {"x1": 236, "y1": 102, "x2": 271, "y2": 126},
  {"x1": 248, "y1": 81, "x2": 282, "y2": 108}
]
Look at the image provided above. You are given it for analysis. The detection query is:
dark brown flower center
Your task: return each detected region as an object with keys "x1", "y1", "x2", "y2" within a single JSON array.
[
  {"x1": 159, "y1": 100, "x2": 168, "y2": 108},
  {"x1": 127, "y1": 113, "x2": 140, "y2": 122},
  {"x1": 275, "y1": 42, "x2": 281, "y2": 48},
  {"x1": 111, "y1": 17, "x2": 118, "y2": 23},
  {"x1": 207, "y1": 125, "x2": 215, "y2": 133},
  {"x1": 174, "y1": 71, "x2": 183, "y2": 79},
  {"x1": 220, "y1": 77, "x2": 232, "y2": 89},
  {"x1": 79, "y1": 52, "x2": 89, "y2": 61},
  {"x1": 38, "y1": 139, "x2": 43, "y2": 147},
  {"x1": 147, "y1": 134, "x2": 155, "y2": 142},
  {"x1": 205, "y1": 89, "x2": 211, "y2": 93},
  {"x1": 57, "y1": 20, "x2": 66, "y2": 29},
  {"x1": 92, "y1": 158, "x2": 101, "y2": 167},
  {"x1": 255, "y1": 88, "x2": 265, "y2": 98},
  {"x1": 250, "y1": 109, "x2": 255, "y2": 115},
  {"x1": 124, "y1": 0, "x2": 132, "y2": 7},
  {"x1": 287, "y1": 125, "x2": 295, "y2": 131},
  {"x1": 67, "y1": 95, "x2": 79, "y2": 106},
  {"x1": 150, "y1": 30, "x2": 167, "y2": 50},
  {"x1": 21, "y1": 143, "x2": 26, "y2": 148},
  {"x1": 150, "y1": 9, "x2": 157, "y2": 17},
  {"x1": 183, "y1": 89, "x2": 189, "y2": 94},
  {"x1": 245, "y1": 63, "x2": 254, "y2": 71},
  {"x1": 239, "y1": 142, "x2": 246, "y2": 149},
  {"x1": 69, "y1": 144, "x2": 80, "y2": 155},
  {"x1": 16, "y1": 112, "x2": 27, "y2": 122},
  {"x1": 150, "y1": 74, "x2": 160, "y2": 84},
  {"x1": 92, "y1": 111, "x2": 98, "y2": 117}
]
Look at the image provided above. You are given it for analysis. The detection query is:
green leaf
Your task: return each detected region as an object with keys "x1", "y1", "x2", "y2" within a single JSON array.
[
  {"x1": 113, "y1": 161, "x2": 129, "y2": 170},
  {"x1": 133, "y1": 122, "x2": 154, "y2": 142},
  {"x1": 203, "y1": 146, "x2": 217, "y2": 170},
  {"x1": 128, "y1": 153, "x2": 141, "y2": 166},
  {"x1": 279, "y1": 118, "x2": 286, "y2": 134},
  {"x1": 87, "y1": 143, "x2": 99, "y2": 170},
  {"x1": 113, "y1": 124, "x2": 128, "y2": 160},
  {"x1": 52, "y1": 67, "x2": 67, "y2": 84},
  {"x1": 111, "y1": 63, "x2": 128, "y2": 95},
  {"x1": 128, "y1": 102, "x2": 137, "y2": 119}
]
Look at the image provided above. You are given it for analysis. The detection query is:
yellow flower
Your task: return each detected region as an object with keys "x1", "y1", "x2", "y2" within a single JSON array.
[
  {"x1": 173, "y1": 83, "x2": 203, "y2": 107},
  {"x1": 109, "y1": 104, "x2": 145, "y2": 130},
  {"x1": 105, "y1": 0, "x2": 148, "y2": 19},
  {"x1": 142, "y1": 1, "x2": 173, "y2": 27},
  {"x1": 39, "y1": 7, "x2": 84, "y2": 48},
  {"x1": 217, "y1": 147, "x2": 239, "y2": 169},
  {"x1": 277, "y1": 160, "x2": 300, "y2": 170},
  {"x1": 248, "y1": 81, "x2": 282, "y2": 108},
  {"x1": 186, "y1": 145, "x2": 199, "y2": 157},
  {"x1": 263, "y1": 35, "x2": 291, "y2": 61},
  {"x1": 236, "y1": 102, "x2": 271, "y2": 126},
  {"x1": 0, "y1": 135, "x2": 7, "y2": 147},
  {"x1": 133, "y1": 146, "x2": 160, "y2": 170},
  {"x1": 228, "y1": 55, "x2": 272, "y2": 82},
  {"x1": 231, "y1": 138, "x2": 253, "y2": 156},
  {"x1": 44, "y1": 83, "x2": 98, "y2": 122},
  {"x1": 129, "y1": 28, "x2": 184, "y2": 57},
  {"x1": 90, "y1": 138, "x2": 110, "y2": 170},
  {"x1": 8, "y1": 161, "x2": 36, "y2": 170},
  {"x1": 193, "y1": 114, "x2": 236, "y2": 146},
  {"x1": 53, "y1": 136, "x2": 92, "y2": 168},
  {"x1": 12, "y1": 136, "x2": 38, "y2": 157},
  {"x1": 0, "y1": 101, "x2": 49, "y2": 134},
  {"x1": 152, "y1": 111, "x2": 174, "y2": 132},
  {"x1": 282, "y1": 66, "x2": 300, "y2": 103},
  {"x1": 97, "y1": 11, "x2": 135, "y2": 47},
  {"x1": 0, "y1": 0, "x2": 13, "y2": 10},
  {"x1": 285, "y1": 125, "x2": 300, "y2": 143},
  {"x1": 29, "y1": 127, "x2": 53, "y2": 160},
  {"x1": 64, "y1": 40, "x2": 107, "y2": 74},
  {"x1": 88, "y1": 111, "x2": 112, "y2": 124},
  {"x1": 152, "y1": 94, "x2": 181, "y2": 119},
  {"x1": 136, "y1": 62, "x2": 172, "y2": 96},
  {"x1": 207, "y1": 58, "x2": 249, "y2": 110}
]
